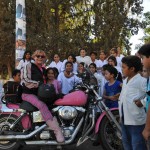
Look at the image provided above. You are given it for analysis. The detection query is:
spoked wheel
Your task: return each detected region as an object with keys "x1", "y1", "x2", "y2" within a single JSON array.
[
  {"x1": 0, "y1": 115, "x2": 23, "y2": 150},
  {"x1": 99, "y1": 110, "x2": 123, "y2": 150}
]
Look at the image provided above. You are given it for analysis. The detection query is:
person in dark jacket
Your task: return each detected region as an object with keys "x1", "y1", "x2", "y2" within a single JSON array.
[{"x1": 3, "y1": 69, "x2": 23, "y2": 103}]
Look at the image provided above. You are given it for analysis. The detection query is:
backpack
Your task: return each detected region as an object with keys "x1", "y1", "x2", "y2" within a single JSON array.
[
  {"x1": 3, "y1": 81, "x2": 23, "y2": 104},
  {"x1": 37, "y1": 83, "x2": 57, "y2": 105}
]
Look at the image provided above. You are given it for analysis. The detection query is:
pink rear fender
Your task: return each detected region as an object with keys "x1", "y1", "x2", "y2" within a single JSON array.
[
  {"x1": 95, "y1": 108, "x2": 119, "y2": 134},
  {"x1": 4, "y1": 103, "x2": 31, "y2": 130},
  {"x1": 0, "y1": 103, "x2": 21, "y2": 116},
  {"x1": 54, "y1": 90, "x2": 87, "y2": 106},
  {"x1": 7, "y1": 103, "x2": 20, "y2": 109}
]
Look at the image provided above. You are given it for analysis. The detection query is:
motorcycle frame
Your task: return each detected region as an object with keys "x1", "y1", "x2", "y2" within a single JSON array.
[
  {"x1": 0, "y1": 104, "x2": 96, "y2": 145},
  {"x1": 95, "y1": 107, "x2": 119, "y2": 133},
  {"x1": 0, "y1": 84, "x2": 121, "y2": 146},
  {"x1": 0, "y1": 104, "x2": 88, "y2": 145},
  {"x1": 91, "y1": 87, "x2": 121, "y2": 134}
]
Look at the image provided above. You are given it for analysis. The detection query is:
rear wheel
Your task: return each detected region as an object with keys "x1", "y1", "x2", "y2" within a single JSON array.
[
  {"x1": 0, "y1": 115, "x2": 23, "y2": 150},
  {"x1": 99, "y1": 110, "x2": 123, "y2": 150}
]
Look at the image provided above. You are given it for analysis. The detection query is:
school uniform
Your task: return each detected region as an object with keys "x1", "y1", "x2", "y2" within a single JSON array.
[
  {"x1": 76, "y1": 56, "x2": 92, "y2": 66},
  {"x1": 93, "y1": 72, "x2": 103, "y2": 96},
  {"x1": 91, "y1": 59, "x2": 101, "y2": 68},
  {"x1": 57, "y1": 72, "x2": 80, "y2": 94},
  {"x1": 61, "y1": 59, "x2": 77, "y2": 74},
  {"x1": 97, "y1": 59, "x2": 107, "y2": 74},
  {"x1": 116, "y1": 55, "x2": 124, "y2": 74},
  {"x1": 119, "y1": 73, "x2": 147, "y2": 150},
  {"x1": 49, "y1": 61, "x2": 62, "y2": 73},
  {"x1": 98, "y1": 59, "x2": 107, "y2": 67}
]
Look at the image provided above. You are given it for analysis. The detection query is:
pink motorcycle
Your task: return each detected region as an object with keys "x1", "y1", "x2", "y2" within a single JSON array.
[{"x1": 0, "y1": 83, "x2": 122, "y2": 150}]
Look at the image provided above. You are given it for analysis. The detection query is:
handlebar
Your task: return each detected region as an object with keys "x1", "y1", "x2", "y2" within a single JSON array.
[{"x1": 75, "y1": 83, "x2": 98, "y2": 91}]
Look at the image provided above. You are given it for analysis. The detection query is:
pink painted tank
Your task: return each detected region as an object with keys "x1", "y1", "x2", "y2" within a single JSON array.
[{"x1": 54, "y1": 91, "x2": 87, "y2": 106}]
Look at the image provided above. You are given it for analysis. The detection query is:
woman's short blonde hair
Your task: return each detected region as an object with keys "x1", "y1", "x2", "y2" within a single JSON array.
[{"x1": 32, "y1": 50, "x2": 47, "y2": 61}]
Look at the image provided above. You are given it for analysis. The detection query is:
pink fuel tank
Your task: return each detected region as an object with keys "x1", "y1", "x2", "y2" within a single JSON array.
[{"x1": 54, "y1": 91, "x2": 87, "y2": 106}]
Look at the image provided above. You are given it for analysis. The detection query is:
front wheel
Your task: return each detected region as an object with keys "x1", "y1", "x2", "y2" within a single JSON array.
[
  {"x1": 0, "y1": 115, "x2": 23, "y2": 150},
  {"x1": 99, "y1": 110, "x2": 123, "y2": 150}
]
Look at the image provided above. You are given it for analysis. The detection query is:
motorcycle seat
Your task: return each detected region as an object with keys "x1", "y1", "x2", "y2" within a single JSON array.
[{"x1": 20, "y1": 101, "x2": 38, "y2": 112}]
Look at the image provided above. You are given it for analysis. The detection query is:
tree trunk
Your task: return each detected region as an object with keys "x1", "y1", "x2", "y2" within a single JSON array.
[{"x1": 7, "y1": 62, "x2": 12, "y2": 79}]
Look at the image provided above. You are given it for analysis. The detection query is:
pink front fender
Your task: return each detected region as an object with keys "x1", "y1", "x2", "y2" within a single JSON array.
[{"x1": 95, "y1": 108, "x2": 119, "y2": 133}]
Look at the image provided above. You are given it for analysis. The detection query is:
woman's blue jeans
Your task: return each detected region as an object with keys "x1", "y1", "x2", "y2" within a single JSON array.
[{"x1": 121, "y1": 123, "x2": 147, "y2": 150}]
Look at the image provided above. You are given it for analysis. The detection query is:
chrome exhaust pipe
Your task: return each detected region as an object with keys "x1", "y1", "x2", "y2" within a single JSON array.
[
  {"x1": 0, "y1": 117, "x2": 84, "y2": 145},
  {"x1": 25, "y1": 117, "x2": 84, "y2": 145},
  {"x1": 0, "y1": 124, "x2": 47, "y2": 140}
]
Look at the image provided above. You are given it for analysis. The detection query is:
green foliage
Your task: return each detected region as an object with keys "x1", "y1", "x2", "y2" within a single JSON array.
[
  {"x1": 0, "y1": 0, "x2": 15, "y2": 78},
  {"x1": 0, "y1": 0, "x2": 145, "y2": 71},
  {"x1": 26, "y1": 0, "x2": 144, "y2": 57},
  {"x1": 142, "y1": 12, "x2": 150, "y2": 43},
  {"x1": 26, "y1": 0, "x2": 93, "y2": 60}
]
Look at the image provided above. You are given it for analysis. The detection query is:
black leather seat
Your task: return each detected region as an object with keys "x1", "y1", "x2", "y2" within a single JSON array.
[{"x1": 20, "y1": 101, "x2": 38, "y2": 112}]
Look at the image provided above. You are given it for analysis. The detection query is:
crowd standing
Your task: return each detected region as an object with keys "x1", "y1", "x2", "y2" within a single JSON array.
[{"x1": 4, "y1": 44, "x2": 150, "y2": 149}]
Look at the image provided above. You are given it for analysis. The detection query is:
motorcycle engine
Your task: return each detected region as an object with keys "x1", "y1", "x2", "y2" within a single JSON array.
[
  {"x1": 34, "y1": 106, "x2": 85, "y2": 140},
  {"x1": 52, "y1": 106, "x2": 85, "y2": 139},
  {"x1": 58, "y1": 106, "x2": 78, "y2": 120}
]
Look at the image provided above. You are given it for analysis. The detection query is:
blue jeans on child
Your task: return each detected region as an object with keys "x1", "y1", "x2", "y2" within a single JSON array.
[{"x1": 121, "y1": 123, "x2": 147, "y2": 150}]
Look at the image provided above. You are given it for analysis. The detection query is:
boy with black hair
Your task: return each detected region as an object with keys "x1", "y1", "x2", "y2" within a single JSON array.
[
  {"x1": 138, "y1": 44, "x2": 150, "y2": 143},
  {"x1": 90, "y1": 51, "x2": 101, "y2": 69},
  {"x1": 3, "y1": 69, "x2": 22, "y2": 103},
  {"x1": 96, "y1": 51, "x2": 107, "y2": 75},
  {"x1": 12, "y1": 69, "x2": 21, "y2": 83},
  {"x1": 119, "y1": 56, "x2": 147, "y2": 150}
]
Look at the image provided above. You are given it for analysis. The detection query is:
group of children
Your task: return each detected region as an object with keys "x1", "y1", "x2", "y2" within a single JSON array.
[{"x1": 13, "y1": 45, "x2": 150, "y2": 149}]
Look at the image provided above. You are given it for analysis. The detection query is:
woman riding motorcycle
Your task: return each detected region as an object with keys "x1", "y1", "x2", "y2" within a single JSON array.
[{"x1": 21, "y1": 50, "x2": 64, "y2": 143}]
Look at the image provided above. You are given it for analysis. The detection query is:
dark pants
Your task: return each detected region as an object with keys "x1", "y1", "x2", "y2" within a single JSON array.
[
  {"x1": 105, "y1": 99, "x2": 118, "y2": 108},
  {"x1": 121, "y1": 123, "x2": 147, "y2": 150}
]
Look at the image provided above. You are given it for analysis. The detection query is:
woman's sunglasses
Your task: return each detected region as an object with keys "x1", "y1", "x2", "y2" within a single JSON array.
[{"x1": 36, "y1": 55, "x2": 45, "y2": 58}]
